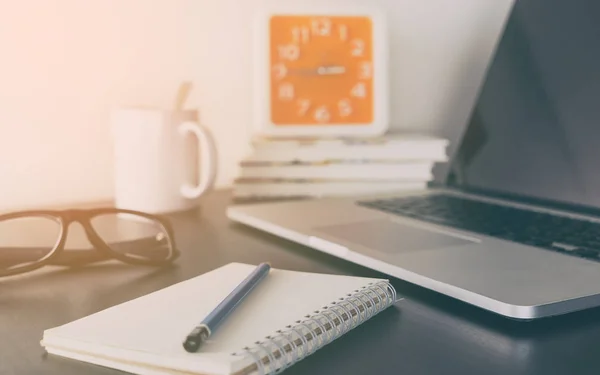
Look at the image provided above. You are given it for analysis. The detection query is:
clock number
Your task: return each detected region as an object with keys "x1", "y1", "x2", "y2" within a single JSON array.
[
  {"x1": 351, "y1": 39, "x2": 364, "y2": 56},
  {"x1": 292, "y1": 26, "x2": 310, "y2": 44},
  {"x1": 339, "y1": 24, "x2": 348, "y2": 41},
  {"x1": 311, "y1": 18, "x2": 331, "y2": 36},
  {"x1": 351, "y1": 82, "x2": 366, "y2": 98},
  {"x1": 278, "y1": 83, "x2": 294, "y2": 101},
  {"x1": 338, "y1": 99, "x2": 352, "y2": 117},
  {"x1": 272, "y1": 63, "x2": 287, "y2": 79},
  {"x1": 297, "y1": 99, "x2": 311, "y2": 116},
  {"x1": 359, "y1": 62, "x2": 372, "y2": 79},
  {"x1": 314, "y1": 106, "x2": 330, "y2": 123},
  {"x1": 278, "y1": 44, "x2": 300, "y2": 61}
]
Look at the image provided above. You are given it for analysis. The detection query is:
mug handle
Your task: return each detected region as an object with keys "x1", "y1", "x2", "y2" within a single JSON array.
[{"x1": 177, "y1": 121, "x2": 218, "y2": 199}]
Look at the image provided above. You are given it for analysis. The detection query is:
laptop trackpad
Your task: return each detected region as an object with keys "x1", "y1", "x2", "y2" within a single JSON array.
[{"x1": 315, "y1": 219, "x2": 474, "y2": 254}]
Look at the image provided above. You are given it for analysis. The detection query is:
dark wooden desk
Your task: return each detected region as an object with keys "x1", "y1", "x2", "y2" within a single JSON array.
[{"x1": 2, "y1": 190, "x2": 600, "y2": 375}]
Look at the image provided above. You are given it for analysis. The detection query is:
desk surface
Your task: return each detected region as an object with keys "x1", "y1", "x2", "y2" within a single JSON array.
[{"x1": 2, "y1": 190, "x2": 600, "y2": 375}]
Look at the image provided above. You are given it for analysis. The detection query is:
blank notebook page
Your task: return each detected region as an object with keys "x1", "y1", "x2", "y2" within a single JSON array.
[{"x1": 41, "y1": 263, "x2": 387, "y2": 375}]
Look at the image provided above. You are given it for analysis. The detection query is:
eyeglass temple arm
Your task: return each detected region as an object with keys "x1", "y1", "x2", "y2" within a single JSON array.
[{"x1": 0, "y1": 238, "x2": 171, "y2": 268}]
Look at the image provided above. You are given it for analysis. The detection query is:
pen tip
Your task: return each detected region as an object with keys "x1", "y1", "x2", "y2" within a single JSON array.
[{"x1": 183, "y1": 340, "x2": 200, "y2": 353}]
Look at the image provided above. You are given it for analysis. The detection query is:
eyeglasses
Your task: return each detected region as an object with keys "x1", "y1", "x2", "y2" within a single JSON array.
[{"x1": 0, "y1": 207, "x2": 179, "y2": 278}]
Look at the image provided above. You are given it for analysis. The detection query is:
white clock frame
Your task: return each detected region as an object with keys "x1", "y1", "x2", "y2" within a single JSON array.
[{"x1": 252, "y1": 5, "x2": 389, "y2": 138}]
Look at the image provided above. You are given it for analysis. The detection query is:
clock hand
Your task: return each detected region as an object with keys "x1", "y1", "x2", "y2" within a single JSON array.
[
  {"x1": 316, "y1": 66, "x2": 346, "y2": 75},
  {"x1": 287, "y1": 66, "x2": 346, "y2": 76},
  {"x1": 287, "y1": 68, "x2": 320, "y2": 76}
]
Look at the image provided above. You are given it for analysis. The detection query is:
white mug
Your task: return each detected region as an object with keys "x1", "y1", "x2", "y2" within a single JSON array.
[{"x1": 111, "y1": 108, "x2": 217, "y2": 214}]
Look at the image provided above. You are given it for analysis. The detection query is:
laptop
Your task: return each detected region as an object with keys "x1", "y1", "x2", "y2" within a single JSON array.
[{"x1": 227, "y1": 0, "x2": 600, "y2": 320}]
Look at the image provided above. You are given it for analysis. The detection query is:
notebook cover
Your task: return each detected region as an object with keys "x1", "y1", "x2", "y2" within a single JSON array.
[{"x1": 41, "y1": 263, "x2": 396, "y2": 375}]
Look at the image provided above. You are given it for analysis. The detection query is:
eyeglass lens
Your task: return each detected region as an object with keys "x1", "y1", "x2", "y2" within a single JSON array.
[
  {"x1": 0, "y1": 215, "x2": 62, "y2": 272},
  {"x1": 90, "y1": 212, "x2": 173, "y2": 262}
]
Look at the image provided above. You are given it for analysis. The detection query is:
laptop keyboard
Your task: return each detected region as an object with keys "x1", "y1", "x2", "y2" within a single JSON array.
[{"x1": 358, "y1": 194, "x2": 600, "y2": 262}]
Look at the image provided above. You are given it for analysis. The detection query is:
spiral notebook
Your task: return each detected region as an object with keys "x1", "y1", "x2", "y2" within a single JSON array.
[{"x1": 40, "y1": 263, "x2": 398, "y2": 375}]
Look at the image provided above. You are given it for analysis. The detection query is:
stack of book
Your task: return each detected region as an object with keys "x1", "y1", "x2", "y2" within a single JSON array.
[{"x1": 232, "y1": 132, "x2": 449, "y2": 200}]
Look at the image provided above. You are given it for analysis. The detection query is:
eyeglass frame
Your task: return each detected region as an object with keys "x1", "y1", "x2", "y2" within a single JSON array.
[{"x1": 0, "y1": 207, "x2": 180, "y2": 278}]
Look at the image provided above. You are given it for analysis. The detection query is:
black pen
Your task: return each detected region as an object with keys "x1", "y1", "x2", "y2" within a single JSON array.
[{"x1": 183, "y1": 262, "x2": 271, "y2": 353}]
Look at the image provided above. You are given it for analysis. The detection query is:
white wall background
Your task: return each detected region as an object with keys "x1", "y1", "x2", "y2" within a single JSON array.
[{"x1": 0, "y1": 0, "x2": 514, "y2": 211}]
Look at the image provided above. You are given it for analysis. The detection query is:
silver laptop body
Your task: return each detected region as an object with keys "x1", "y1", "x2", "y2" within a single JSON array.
[{"x1": 228, "y1": 0, "x2": 600, "y2": 320}]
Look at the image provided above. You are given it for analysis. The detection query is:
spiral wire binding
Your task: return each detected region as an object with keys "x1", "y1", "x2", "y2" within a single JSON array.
[{"x1": 231, "y1": 280, "x2": 397, "y2": 375}]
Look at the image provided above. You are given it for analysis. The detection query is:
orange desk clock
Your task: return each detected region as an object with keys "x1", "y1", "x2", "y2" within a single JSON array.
[{"x1": 253, "y1": 6, "x2": 389, "y2": 137}]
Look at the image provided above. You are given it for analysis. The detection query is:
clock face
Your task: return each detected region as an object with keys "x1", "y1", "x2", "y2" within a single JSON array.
[{"x1": 269, "y1": 15, "x2": 373, "y2": 126}]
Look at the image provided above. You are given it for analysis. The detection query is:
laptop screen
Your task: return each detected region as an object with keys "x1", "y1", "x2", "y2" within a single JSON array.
[{"x1": 450, "y1": 0, "x2": 600, "y2": 212}]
